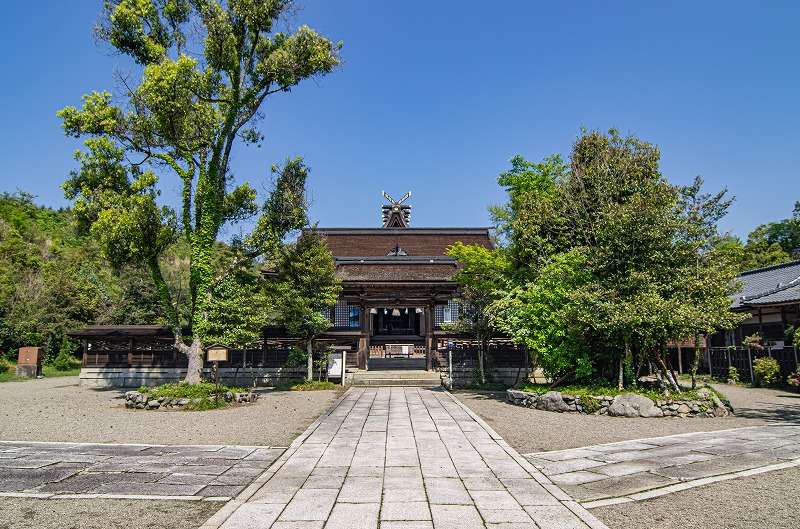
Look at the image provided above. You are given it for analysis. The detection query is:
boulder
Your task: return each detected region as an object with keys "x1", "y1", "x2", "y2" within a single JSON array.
[
  {"x1": 696, "y1": 388, "x2": 712, "y2": 400},
  {"x1": 535, "y1": 391, "x2": 569, "y2": 413},
  {"x1": 710, "y1": 394, "x2": 730, "y2": 417},
  {"x1": 608, "y1": 393, "x2": 663, "y2": 418}
]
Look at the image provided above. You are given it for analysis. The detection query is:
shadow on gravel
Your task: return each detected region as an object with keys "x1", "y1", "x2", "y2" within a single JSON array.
[
  {"x1": 454, "y1": 390, "x2": 508, "y2": 404},
  {"x1": 728, "y1": 403, "x2": 800, "y2": 422}
]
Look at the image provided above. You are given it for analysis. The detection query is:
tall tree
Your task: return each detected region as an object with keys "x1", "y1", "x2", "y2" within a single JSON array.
[
  {"x1": 470, "y1": 129, "x2": 744, "y2": 392},
  {"x1": 265, "y1": 230, "x2": 341, "y2": 381},
  {"x1": 446, "y1": 242, "x2": 509, "y2": 384},
  {"x1": 58, "y1": 1, "x2": 341, "y2": 383}
]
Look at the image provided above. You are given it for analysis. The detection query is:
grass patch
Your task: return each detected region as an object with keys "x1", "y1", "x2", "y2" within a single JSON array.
[
  {"x1": 274, "y1": 380, "x2": 336, "y2": 391},
  {"x1": 0, "y1": 363, "x2": 81, "y2": 383},
  {"x1": 516, "y1": 382, "x2": 725, "y2": 402},
  {"x1": 137, "y1": 382, "x2": 249, "y2": 410},
  {"x1": 456, "y1": 381, "x2": 512, "y2": 391}
]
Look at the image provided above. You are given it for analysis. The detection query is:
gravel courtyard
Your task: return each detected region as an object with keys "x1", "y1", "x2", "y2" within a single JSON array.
[
  {"x1": 2, "y1": 377, "x2": 799, "y2": 529},
  {"x1": 452, "y1": 382, "x2": 800, "y2": 529},
  {"x1": 0, "y1": 376, "x2": 344, "y2": 529}
]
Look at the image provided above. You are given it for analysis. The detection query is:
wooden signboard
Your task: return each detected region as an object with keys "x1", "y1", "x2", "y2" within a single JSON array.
[{"x1": 206, "y1": 344, "x2": 229, "y2": 362}]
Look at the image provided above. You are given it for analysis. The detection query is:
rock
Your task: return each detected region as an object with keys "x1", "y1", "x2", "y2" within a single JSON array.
[
  {"x1": 147, "y1": 400, "x2": 160, "y2": 409},
  {"x1": 677, "y1": 404, "x2": 691, "y2": 414},
  {"x1": 710, "y1": 394, "x2": 730, "y2": 417},
  {"x1": 608, "y1": 394, "x2": 663, "y2": 418},
  {"x1": 507, "y1": 390, "x2": 527, "y2": 404},
  {"x1": 696, "y1": 388, "x2": 712, "y2": 400},
  {"x1": 177, "y1": 399, "x2": 189, "y2": 406},
  {"x1": 535, "y1": 391, "x2": 569, "y2": 412}
]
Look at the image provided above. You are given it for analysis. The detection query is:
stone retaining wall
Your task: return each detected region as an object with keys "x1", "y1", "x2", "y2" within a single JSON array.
[
  {"x1": 124, "y1": 390, "x2": 257, "y2": 410},
  {"x1": 80, "y1": 367, "x2": 311, "y2": 387},
  {"x1": 506, "y1": 388, "x2": 733, "y2": 418}
]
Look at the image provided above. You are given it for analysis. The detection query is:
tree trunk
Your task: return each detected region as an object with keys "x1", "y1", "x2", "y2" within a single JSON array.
[
  {"x1": 691, "y1": 334, "x2": 702, "y2": 389},
  {"x1": 663, "y1": 342, "x2": 681, "y2": 395},
  {"x1": 306, "y1": 339, "x2": 313, "y2": 382},
  {"x1": 184, "y1": 337, "x2": 204, "y2": 384},
  {"x1": 478, "y1": 337, "x2": 486, "y2": 385},
  {"x1": 618, "y1": 340, "x2": 629, "y2": 391},
  {"x1": 650, "y1": 345, "x2": 680, "y2": 394}
]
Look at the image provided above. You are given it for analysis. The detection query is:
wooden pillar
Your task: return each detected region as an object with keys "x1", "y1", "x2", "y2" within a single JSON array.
[
  {"x1": 425, "y1": 304, "x2": 435, "y2": 371},
  {"x1": 677, "y1": 344, "x2": 683, "y2": 374},
  {"x1": 358, "y1": 304, "x2": 369, "y2": 370}
]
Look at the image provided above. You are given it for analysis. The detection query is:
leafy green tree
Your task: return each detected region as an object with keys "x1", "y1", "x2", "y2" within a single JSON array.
[
  {"x1": 466, "y1": 130, "x2": 744, "y2": 393},
  {"x1": 265, "y1": 230, "x2": 341, "y2": 381},
  {"x1": 675, "y1": 177, "x2": 744, "y2": 388},
  {"x1": 446, "y1": 242, "x2": 509, "y2": 384},
  {"x1": 58, "y1": 1, "x2": 341, "y2": 383}
]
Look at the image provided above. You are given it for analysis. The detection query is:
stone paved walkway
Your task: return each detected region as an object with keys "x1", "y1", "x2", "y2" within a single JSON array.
[
  {"x1": 202, "y1": 387, "x2": 608, "y2": 529},
  {"x1": 524, "y1": 424, "x2": 800, "y2": 509},
  {"x1": 0, "y1": 441, "x2": 283, "y2": 501}
]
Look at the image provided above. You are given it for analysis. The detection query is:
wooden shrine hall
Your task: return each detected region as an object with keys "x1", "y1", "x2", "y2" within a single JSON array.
[{"x1": 264, "y1": 192, "x2": 496, "y2": 371}]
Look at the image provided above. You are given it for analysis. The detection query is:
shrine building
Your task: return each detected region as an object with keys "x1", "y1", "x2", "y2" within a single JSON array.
[{"x1": 268, "y1": 191, "x2": 496, "y2": 372}]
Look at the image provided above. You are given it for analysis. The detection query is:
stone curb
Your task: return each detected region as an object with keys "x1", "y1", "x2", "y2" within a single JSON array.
[
  {"x1": 444, "y1": 388, "x2": 611, "y2": 529},
  {"x1": 581, "y1": 457, "x2": 800, "y2": 509},
  {"x1": 197, "y1": 387, "x2": 354, "y2": 529}
]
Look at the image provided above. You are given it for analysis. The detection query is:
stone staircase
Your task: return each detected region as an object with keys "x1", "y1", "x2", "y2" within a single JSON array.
[{"x1": 350, "y1": 358, "x2": 442, "y2": 387}]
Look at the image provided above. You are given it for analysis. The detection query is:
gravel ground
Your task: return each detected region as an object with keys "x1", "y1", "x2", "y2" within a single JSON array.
[
  {"x1": 452, "y1": 382, "x2": 800, "y2": 454},
  {"x1": 0, "y1": 376, "x2": 344, "y2": 446},
  {"x1": 0, "y1": 498, "x2": 220, "y2": 529},
  {"x1": 452, "y1": 383, "x2": 800, "y2": 529},
  {"x1": 0, "y1": 376, "x2": 344, "y2": 529},
  {"x1": 593, "y1": 465, "x2": 800, "y2": 529}
]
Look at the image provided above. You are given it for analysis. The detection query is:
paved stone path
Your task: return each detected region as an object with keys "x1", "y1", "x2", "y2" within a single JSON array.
[
  {"x1": 202, "y1": 387, "x2": 608, "y2": 529},
  {"x1": 524, "y1": 424, "x2": 800, "y2": 509},
  {"x1": 0, "y1": 441, "x2": 283, "y2": 501}
]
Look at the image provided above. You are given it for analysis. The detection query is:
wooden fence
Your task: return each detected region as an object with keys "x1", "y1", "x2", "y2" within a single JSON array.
[
  {"x1": 433, "y1": 346, "x2": 528, "y2": 369},
  {"x1": 708, "y1": 346, "x2": 798, "y2": 382},
  {"x1": 83, "y1": 339, "x2": 299, "y2": 370}
]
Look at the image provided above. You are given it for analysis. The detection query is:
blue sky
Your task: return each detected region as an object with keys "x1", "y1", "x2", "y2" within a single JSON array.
[{"x1": 0, "y1": 1, "x2": 797, "y2": 239}]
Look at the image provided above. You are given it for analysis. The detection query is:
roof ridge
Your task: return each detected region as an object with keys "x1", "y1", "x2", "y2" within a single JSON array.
[
  {"x1": 740, "y1": 274, "x2": 800, "y2": 302},
  {"x1": 740, "y1": 259, "x2": 800, "y2": 277}
]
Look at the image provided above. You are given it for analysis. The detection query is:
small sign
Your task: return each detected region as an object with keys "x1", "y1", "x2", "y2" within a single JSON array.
[
  {"x1": 206, "y1": 344, "x2": 229, "y2": 362},
  {"x1": 328, "y1": 352, "x2": 343, "y2": 377}
]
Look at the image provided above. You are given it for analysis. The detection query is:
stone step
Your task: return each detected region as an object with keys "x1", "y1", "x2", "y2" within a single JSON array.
[
  {"x1": 351, "y1": 369, "x2": 441, "y2": 387},
  {"x1": 351, "y1": 377, "x2": 442, "y2": 387}
]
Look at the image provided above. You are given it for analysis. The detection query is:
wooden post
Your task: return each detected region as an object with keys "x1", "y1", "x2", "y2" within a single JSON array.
[
  {"x1": 706, "y1": 337, "x2": 713, "y2": 378},
  {"x1": 425, "y1": 305, "x2": 435, "y2": 371},
  {"x1": 448, "y1": 349, "x2": 453, "y2": 389},
  {"x1": 358, "y1": 304, "x2": 369, "y2": 370},
  {"x1": 128, "y1": 339, "x2": 134, "y2": 368},
  {"x1": 214, "y1": 361, "x2": 220, "y2": 408},
  {"x1": 677, "y1": 345, "x2": 683, "y2": 374}
]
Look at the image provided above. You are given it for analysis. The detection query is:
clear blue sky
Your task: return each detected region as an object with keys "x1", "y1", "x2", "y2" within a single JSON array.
[{"x1": 1, "y1": 1, "x2": 797, "y2": 239}]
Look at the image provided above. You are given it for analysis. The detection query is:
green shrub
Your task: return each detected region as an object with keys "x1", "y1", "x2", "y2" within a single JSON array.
[
  {"x1": 580, "y1": 395, "x2": 600, "y2": 414},
  {"x1": 753, "y1": 357, "x2": 781, "y2": 387},
  {"x1": 275, "y1": 380, "x2": 335, "y2": 391},
  {"x1": 52, "y1": 336, "x2": 77, "y2": 371},
  {"x1": 0, "y1": 356, "x2": 12, "y2": 373},
  {"x1": 728, "y1": 366, "x2": 739, "y2": 382},
  {"x1": 136, "y1": 382, "x2": 249, "y2": 410}
]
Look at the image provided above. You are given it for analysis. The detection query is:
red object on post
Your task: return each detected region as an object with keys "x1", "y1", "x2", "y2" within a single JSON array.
[
  {"x1": 18, "y1": 347, "x2": 42, "y2": 366},
  {"x1": 16, "y1": 347, "x2": 43, "y2": 378}
]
